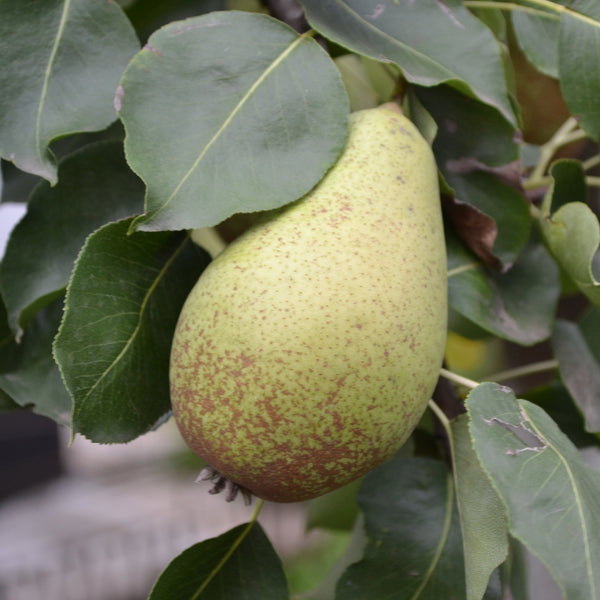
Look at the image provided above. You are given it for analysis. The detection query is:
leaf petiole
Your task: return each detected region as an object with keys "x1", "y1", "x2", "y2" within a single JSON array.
[
  {"x1": 463, "y1": 1, "x2": 558, "y2": 19},
  {"x1": 484, "y1": 359, "x2": 559, "y2": 384},
  {"x1": 439, "y1": 367, "x2": 480, "y2": 390}
]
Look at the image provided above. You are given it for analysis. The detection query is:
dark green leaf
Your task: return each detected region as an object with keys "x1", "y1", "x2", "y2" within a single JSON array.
[
  {"x1": 301, "y1": 0, "x2": 516, "y2": 125},
  {"x1": 336, "y1": 457, "x2": 466, "y2": 599},
  {"x1": 119, "y1": 11, "x2": 349, "y2": 232},
  {"x1": 0, "y1": 0, "x2": 139, "y2": 182},
  {"x1": 0, "y1": 141, "x2": 145, "y2": 339},
  {"x1": 452, "y1": 414, "x2": 508, "y2": 600},
  {"x1": 540, "y1": 161, "x2": 600, "y2": 305},
  {"x1": 149, "y1": 521, "x2": 289, "y2": 600},
  {"x1": 552, "y1": 316, "x2": 600, "y2": 433},
  {"x1": 505, "y1": 538, "x2": 530, "y2": 600},
  {"x1": 53, "y1": 220, "x2": 210, "y2": 443},
  {"x1": 467, "y1": 383, "x2": 600, "y2": 600},
  {"x1": 417, "y1": 85, "x2": 528, "y2": 270},
  {"x1": 447, "y1": 231, "x2": 560, "y2": 345},
  {"x1": 559, "y1": 11, "x2": 600, "y2": 140},
  {"x1": 522, "y1": 382, "x2": 598, "y2": 448},
  {"x1": 0, "y1": 160, "x2": 39, "y2": 204},
  {"x1": 544, "y1": 159, "x2": 587, "y2": 212},
  {"x1": 0, "y1": 297, "x2": 71, "y2": 425}
]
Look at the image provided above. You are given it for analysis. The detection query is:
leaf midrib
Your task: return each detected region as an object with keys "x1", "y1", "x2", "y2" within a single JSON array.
[
  {"x1": 523, "y1": 403, "x2": 597, "y2": 599},
  {"x1": 409, "y1": 473, "x2": 455, "y2": 599},
  {"x1": 70, "y1": 234, "x2": 189, "y2": 422},
  {"x1": 142, "y1": 28, "x2": 316, "y2": 226},
  {"x1": 36, "y1": 0, "x2": 71, "y2": 163}
]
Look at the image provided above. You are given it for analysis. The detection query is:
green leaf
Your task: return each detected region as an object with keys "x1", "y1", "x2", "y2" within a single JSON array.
[
  {"x1": 148, "y1": 521, "x2": 289, "y2": 600},
  {"x1": 447, "y1": 232, "x2": 560, "y2": 346},
  {"x1": 452, "y1": 414, "x2": 508, "y2": 600},
  {"x1": 118, "y1": 11, "x2": 349, "y2": 232},
  {"x1": 559, "y1": 10, "x2": 600, "y2": 140},
  {"x1": 0, "y1": 297, "x2": 72, "y2": 425},
  {"x1": 335, "y1": 55, "x2": 384, "y2": 112},
  {"x1": 511, "y1": 11, "x2": 560, "y2": 78},
  {"x1": 301, "y1": 0, "x2": 516, "y2": 125},
  {"x1": 0, "y1": 141, "x2": 145, "y2": 339},
  {"x1": 0, "y1": 0, "x2": 139, "y2": 182},
  {"x1": 53, "y1": 220, "x2": 210, "y2": 443},
  {"x1": 0, "y1": 159, "x2": 39, "y2": 204},
  {"x1": 552, "y1": 315, "x2": 600, "y2": 433},
  {"x1": 467, "y1": 383, "x2": 600, "y2": 600},
  {"x1": 336, "y1": 457, "x2": 466, "y2": 599},
  {"x1": 416, "y1": 85, "x2": 527, "y2": 270},
  {"x1": 540, "y1": 161, "x2": 600, "y2": 305},
  {"x1": 523, "y1": 382, "x2": 599, "y2": 448}
]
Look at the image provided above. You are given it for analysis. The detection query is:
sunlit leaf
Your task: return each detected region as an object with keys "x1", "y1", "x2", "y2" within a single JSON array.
[
  {"x1": 119, "y1": 11, "x2": 349, "y2": 232},
  {"x1": 467, "y1": 383, "x2": 600, "y2": 600},
  {"x1": 0, "y1": 0, "x2": 139, "y2": 182},
  {"x1": 53, "y1": 219, "x2": 210, "y2": 443}
]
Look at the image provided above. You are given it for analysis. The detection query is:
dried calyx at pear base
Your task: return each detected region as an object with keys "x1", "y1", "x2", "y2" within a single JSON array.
[{"x1": 169, "y1": 103, "x2": 447, "y2": 504}]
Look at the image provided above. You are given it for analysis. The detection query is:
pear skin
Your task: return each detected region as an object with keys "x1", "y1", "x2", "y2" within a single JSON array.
[{"x1": 170, "y1": 105, "x2": 447, "y2": 503}]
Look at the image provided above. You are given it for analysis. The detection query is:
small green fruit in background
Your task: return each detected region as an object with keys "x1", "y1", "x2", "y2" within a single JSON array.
[{"x1": 170, "y1": 104, "x2": 447, "y2": 503}]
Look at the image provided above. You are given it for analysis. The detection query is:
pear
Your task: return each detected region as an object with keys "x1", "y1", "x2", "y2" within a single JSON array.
[{"x1": 170, "y1": 104, "x2": 447, "y2": 503}]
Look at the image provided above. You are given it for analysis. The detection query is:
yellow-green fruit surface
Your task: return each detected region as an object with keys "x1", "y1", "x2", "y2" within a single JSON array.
[{"x1": 170, "y1": 105, "x2": 447, "y2": 503}]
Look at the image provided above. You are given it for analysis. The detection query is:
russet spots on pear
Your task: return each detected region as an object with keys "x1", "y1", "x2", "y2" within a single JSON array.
[{"x1": 170, "y1": 104, "x2": 447, "y2": 503}]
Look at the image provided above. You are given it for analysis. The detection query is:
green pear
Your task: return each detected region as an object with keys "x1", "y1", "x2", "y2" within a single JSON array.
[{"x1": 170, "y1": 104, "x2": 447, "y2": 503}]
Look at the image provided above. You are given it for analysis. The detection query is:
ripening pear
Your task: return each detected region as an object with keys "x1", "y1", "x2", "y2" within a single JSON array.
[{"x1": 170, "y1": 104, "x2": 447, "y2": 503}]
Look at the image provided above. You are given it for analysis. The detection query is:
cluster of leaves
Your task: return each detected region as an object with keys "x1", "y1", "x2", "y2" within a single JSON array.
[{"x1": 2, "y1": 0, "x2": 600, "y2": 598}]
